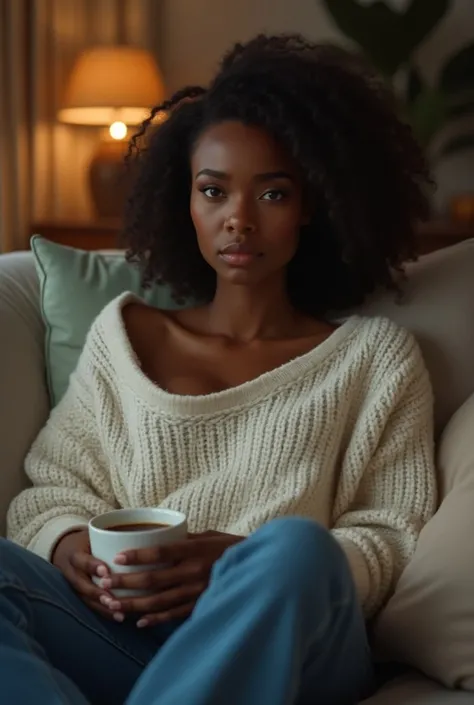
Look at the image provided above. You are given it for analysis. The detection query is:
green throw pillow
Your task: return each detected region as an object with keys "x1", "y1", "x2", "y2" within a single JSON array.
[{"x1": 32, "y1": 236, "x2": 188, "y2": 407}]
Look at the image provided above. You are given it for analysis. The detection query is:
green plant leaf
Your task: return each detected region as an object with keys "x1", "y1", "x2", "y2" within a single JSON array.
[
  {"x1": 321, "y1": 0, "x2": 451, "y2": 77},
  {"x1": 440, "y1": 41, "x2": 474, "y2": 94},
  {"x1": 440, "y1": 132, "x2": 474, "y2": 157},
  {"x1": 321, "y1": 0, "x2": 401, "y2": 76},
  {"x1": 409, "y1": 87, "x2": 447, "y2": 146}
]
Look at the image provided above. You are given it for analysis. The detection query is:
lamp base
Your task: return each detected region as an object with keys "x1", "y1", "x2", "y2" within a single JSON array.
[{"x1": 89, "y1": 140, "x2": 130, "y2": 220}]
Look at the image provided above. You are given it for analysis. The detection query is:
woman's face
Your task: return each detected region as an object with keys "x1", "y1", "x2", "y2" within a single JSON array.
[{"x1": 190, "y1": 121, "x2": 307, "y2": 286}]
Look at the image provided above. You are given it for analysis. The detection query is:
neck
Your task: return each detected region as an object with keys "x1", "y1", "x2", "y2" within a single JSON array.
[{"x1": 206, "y1": 276, "x2": 297, "y2": 342}]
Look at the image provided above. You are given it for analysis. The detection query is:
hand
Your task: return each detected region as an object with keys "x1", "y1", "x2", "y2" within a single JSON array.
[
  {"x1": 52, "y1": 529, "x2": 121, "y2": 621},
  {"x1": 98, "y1": 531, "x2": 243, "y2": 627}
]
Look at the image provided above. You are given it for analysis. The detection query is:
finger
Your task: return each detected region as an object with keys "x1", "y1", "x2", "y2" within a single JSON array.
[
  {"x1": 82, "y1": 597, "x2": 124, "y2": 622},
  {"x1": 70, "y1": 551, "x2": 110, "y2": 578},
  {"x1": 100, "y1": 561, "x2": 207, "y2": 591},
  {"x1": 64, "y1": 565, "x2": 110, "y2": 603},
  {"x1": 137, "y1": 601, "x2": 197, "y2": 628},
  {"x1": 115, "y1": 539, "x2": 203, "y2": 566},
  {"x1": 106, "y1": 582, "x2": 207, "y2": 614}
]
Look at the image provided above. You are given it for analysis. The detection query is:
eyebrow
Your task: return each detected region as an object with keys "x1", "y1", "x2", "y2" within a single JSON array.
[{"x1": 195, "y1": 168, "x2": 293, "y2": 182}]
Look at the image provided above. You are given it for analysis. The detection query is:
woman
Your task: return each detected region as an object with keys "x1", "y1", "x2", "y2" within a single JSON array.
[{"x1": 2, "y1": 34, "x2": 435, "y2": 705}]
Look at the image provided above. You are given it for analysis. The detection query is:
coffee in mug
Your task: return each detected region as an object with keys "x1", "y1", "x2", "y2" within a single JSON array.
[{"x1": 106, "y1": 522, "x2": 170, "y2": 532}]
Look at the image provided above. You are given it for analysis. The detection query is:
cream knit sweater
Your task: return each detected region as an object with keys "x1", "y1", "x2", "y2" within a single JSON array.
[{"x1": 8, "y1": 294, "x2": 436, "y2": 617}]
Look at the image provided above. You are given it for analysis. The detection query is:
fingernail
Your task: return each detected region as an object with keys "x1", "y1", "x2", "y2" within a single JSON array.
[
  {"x1": 114, "y1": 554, "x2": 127, "y2": 565},
  {"x1": 113, "y1": 612, "x2": 125, "y2": 622},
  {"x1": 96, "y1": 565, "x2": 108, "y2": 577},
  {"x1": 136, "y1": 618, "x2": 148, "y2": 628},
  {"x1": 100, "y1": 578, "x2": 112, "y2": 589},
  {"x1": 108, "y1": 600, "x2": 122, "y2": 611},
  {"x1": 100, "y1": 595, "x2": 112, "y2": 606}
]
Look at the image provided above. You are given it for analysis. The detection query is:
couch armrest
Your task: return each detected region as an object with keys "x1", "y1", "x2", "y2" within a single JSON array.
[
  {"x1": 0, "y1": 252, "x2": 49, "y2": 536},
  {"x1": 361, "y1": 672, "x2": 473, "y2": 703}
]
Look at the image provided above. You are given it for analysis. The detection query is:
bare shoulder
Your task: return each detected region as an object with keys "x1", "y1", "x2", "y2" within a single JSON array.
[
  {"x1": 121, "y1": 300, "x2": 209, "y2": 351},
  {"x1": 122, "y1": 299, "x2": 164, "y2": 329},
  {"x1": 121, "y1": 300, "x2": 170, "y2": 356}
]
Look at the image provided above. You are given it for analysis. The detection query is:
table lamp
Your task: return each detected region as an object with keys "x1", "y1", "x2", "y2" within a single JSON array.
[{"x1": 58, "y1": 46, "x2": 165, "y2": 219}]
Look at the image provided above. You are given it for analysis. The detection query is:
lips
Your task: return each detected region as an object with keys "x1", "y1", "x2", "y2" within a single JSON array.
[
  {"x1": 220, "y1": 242, "x2": 255, "y2": 255},
  {"x1": 218, "y1": 242, "x2": 261, "y2": 267}
]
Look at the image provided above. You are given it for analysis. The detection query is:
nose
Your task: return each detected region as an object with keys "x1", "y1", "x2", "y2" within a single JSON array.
[
  {"x1": 224, "y1": 201, "x2": 256, "y2": 236},
  {"x1": 225, "y1": 216, "x2": 255, "y2": 236}
]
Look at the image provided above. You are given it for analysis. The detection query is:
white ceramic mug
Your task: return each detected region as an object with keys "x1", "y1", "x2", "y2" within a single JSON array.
[{"x1": 88, "y1": 507, "x2": 187, "y2": 597}]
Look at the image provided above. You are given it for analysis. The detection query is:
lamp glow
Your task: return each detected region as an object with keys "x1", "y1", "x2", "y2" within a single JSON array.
[
  {"x1": 109, "y1": 121, "x2": 127, "y2": 140},
  {"x1": 57, "y1": 46, "x2": 165, "y2": 218}
]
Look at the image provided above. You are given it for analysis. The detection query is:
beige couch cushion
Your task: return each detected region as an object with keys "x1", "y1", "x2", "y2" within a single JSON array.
[
  {"x1": 373, "y1": 392, "x2": 474, "y2": 690},
  {"x1": 362, "y1": 673, "x2": 474, "y2": 704},
  {"x1": 0, "y1": 253, "x2": 49, "y2": 536}
]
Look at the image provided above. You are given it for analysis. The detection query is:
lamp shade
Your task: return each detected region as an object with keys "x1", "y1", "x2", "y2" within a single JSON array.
[{"x1": 58, "y1": 46, "x2": 165, "y2": 126}]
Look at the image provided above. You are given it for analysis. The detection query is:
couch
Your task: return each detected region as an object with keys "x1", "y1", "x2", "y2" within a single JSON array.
[{"x1": 1, "y1": 245, "x2": 474, "y2": 704}]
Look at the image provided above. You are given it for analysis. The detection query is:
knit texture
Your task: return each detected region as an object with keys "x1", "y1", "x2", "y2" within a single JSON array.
[{"x1": 7, "y1": 293, "x2": 436, "y2": 616}]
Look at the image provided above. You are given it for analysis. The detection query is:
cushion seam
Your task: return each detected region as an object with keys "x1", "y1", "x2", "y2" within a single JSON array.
[{"x1": 31, "y1": 235, "x2": 55, "y2": 406}]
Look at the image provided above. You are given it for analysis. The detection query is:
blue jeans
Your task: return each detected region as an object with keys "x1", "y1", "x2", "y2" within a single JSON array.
[{"x1": 0, "y1": 518, "x2": 374, "y2": 705}]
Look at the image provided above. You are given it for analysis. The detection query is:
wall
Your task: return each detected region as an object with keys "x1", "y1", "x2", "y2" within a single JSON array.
[
  {"x1": 159, "y1": 0, "x2": 338, "y2": 92},
  {"x1": 158, "y1": 0, "x2": 474, "y2": 212}
]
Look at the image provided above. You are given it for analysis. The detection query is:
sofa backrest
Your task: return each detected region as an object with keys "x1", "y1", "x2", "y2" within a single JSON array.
[{"x1": 0, "y1": 252, "x2": 49, "y2": 535}]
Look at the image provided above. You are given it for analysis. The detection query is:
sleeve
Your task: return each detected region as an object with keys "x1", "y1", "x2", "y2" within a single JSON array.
[
  {"x1": 7, "y1": 333, "x2": 118, "y2": 561},
  {"x1": 331, "y1": 330, "x2": 437, "y2": 618}
]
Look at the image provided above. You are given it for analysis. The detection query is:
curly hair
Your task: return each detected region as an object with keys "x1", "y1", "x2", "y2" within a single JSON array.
[{"x1": 124, "y1": 34, "x2": 433, "y2": 314}]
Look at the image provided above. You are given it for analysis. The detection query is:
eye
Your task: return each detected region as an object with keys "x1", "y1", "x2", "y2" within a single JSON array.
[
  {"x1": 260, "y1": 189, "x2": 286, "y2": 201},
  {"x1": 200, "y1": 186, "x2": 224, "y2": 199}
]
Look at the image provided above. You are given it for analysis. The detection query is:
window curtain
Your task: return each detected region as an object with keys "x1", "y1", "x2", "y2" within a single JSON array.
[{"x1": 0, "y1": 0, "x2": 162, "y2": 252}]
